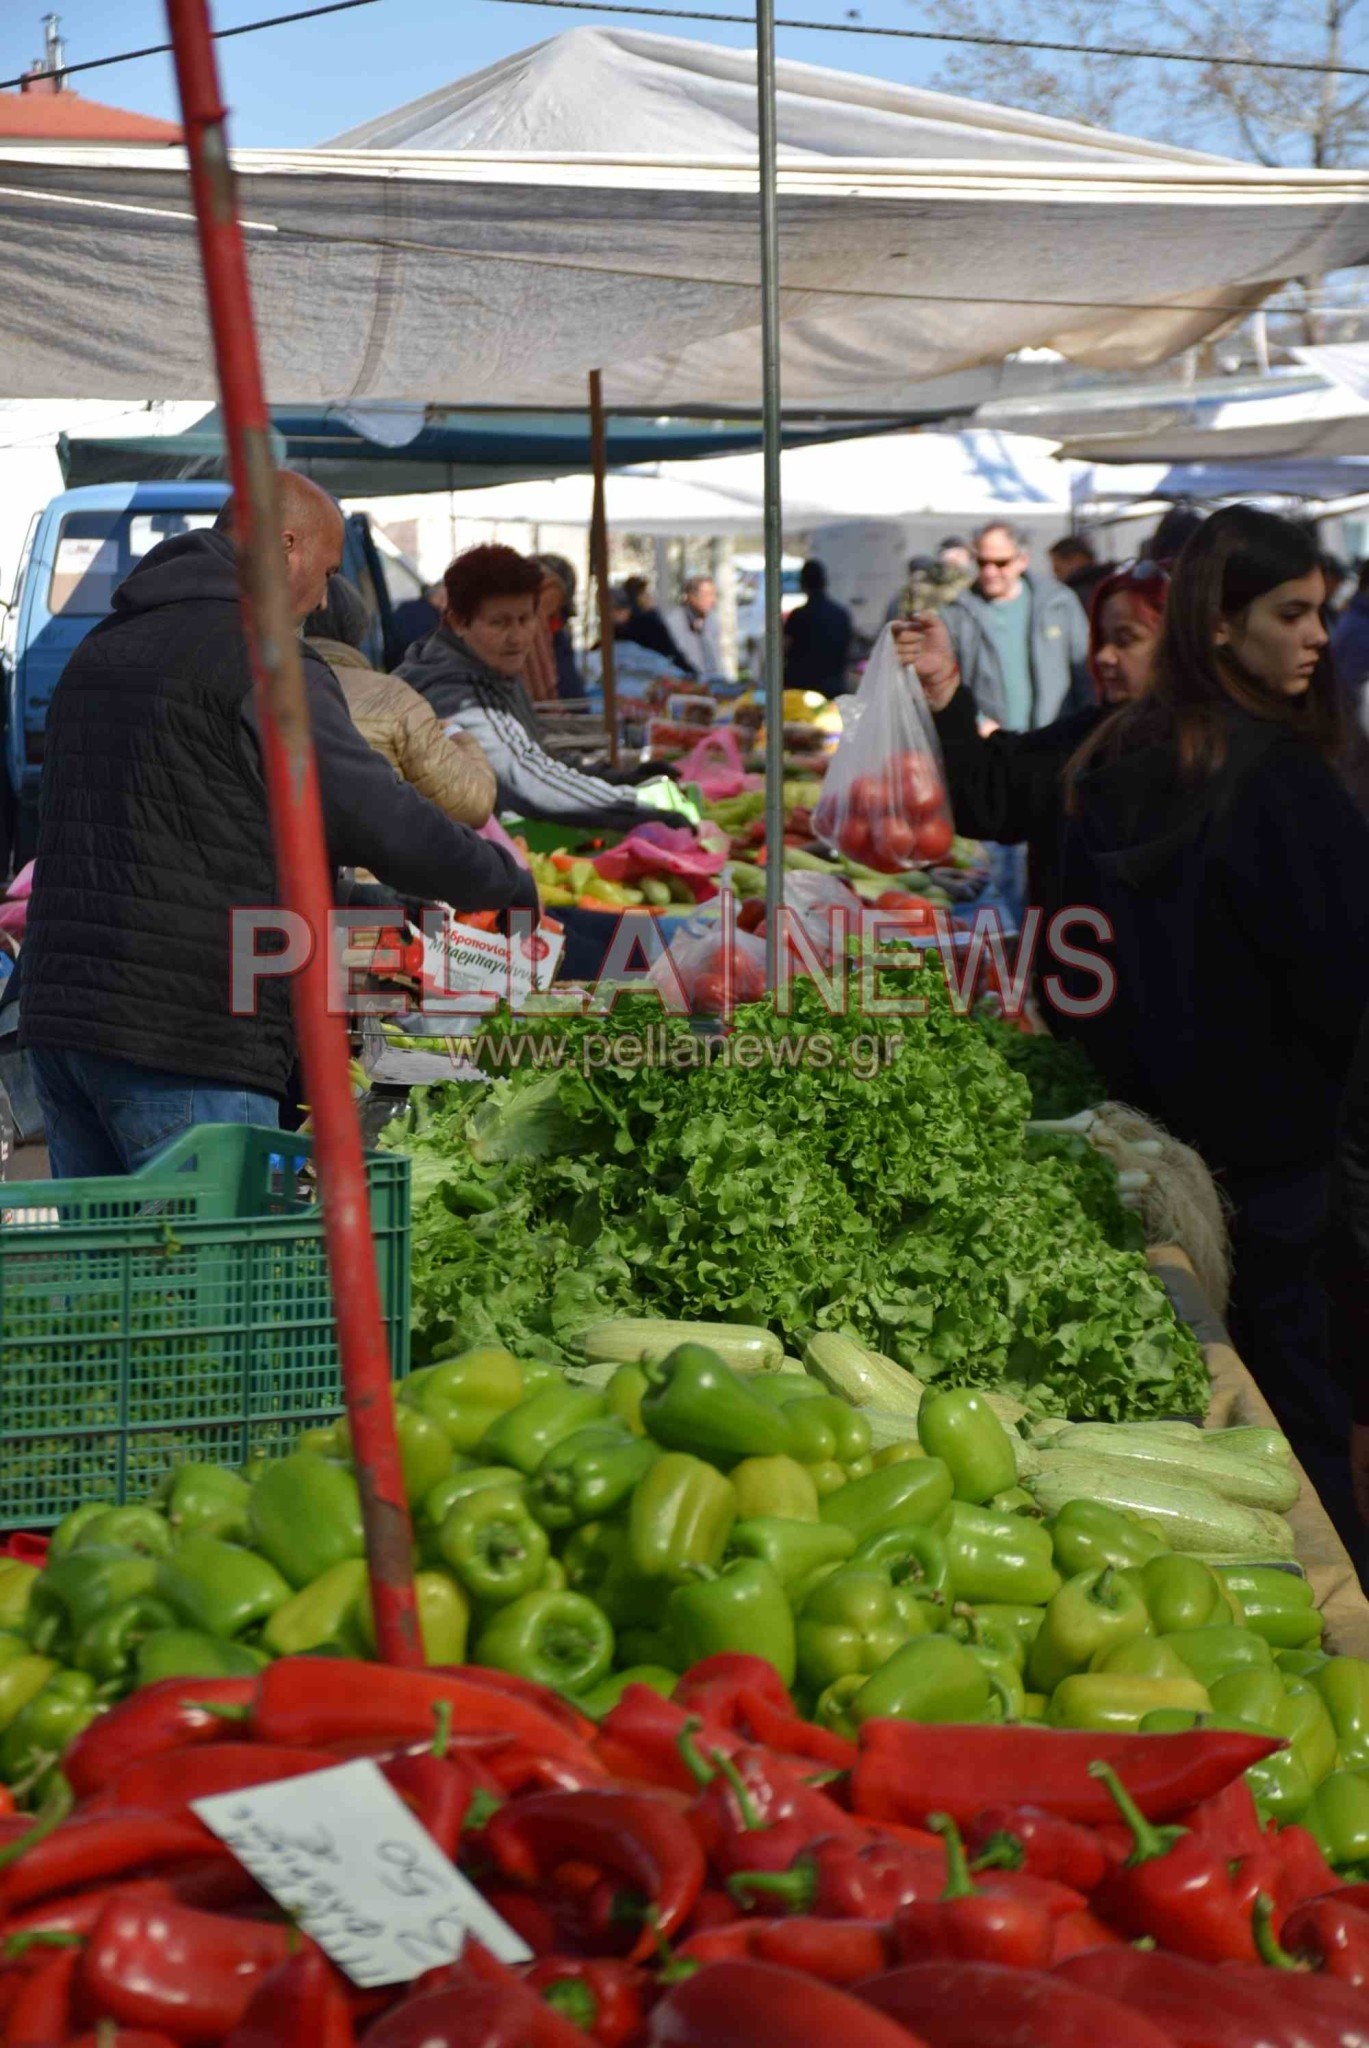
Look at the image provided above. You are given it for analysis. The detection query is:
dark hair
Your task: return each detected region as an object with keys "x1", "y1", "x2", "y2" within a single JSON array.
[
  {"x1": 1147, "y1": 502, "x2": 1205, "y2": 562},
  {"x1": 800, "y1": 558, "x2": 828, "y2": 595},
  {"x1": 938, "y1": 535, "x2": 970, "y2": 553},
  {"x1": 1070, "y1": 505, "x2": 1339, "y2": 790},
  {"x1": 302, "y1": 573, "x2": 369, "y2": 651},
  {"x1": 1050, "y1": 534, "x2": 1096, "y2": 565},
  {"x1": 623, "y1": 574, "x2": 650, "y2": 606},
  {"x1": 533, "y1": 551, "x2": 578, "y2": 613},
  {"x1": 443, "y1": 544, "x2": 543, "y2": 621}
]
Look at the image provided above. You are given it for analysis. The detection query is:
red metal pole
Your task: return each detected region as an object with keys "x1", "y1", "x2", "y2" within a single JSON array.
[{"x1": 164, "y1": 0, "x2": 421, "y2": 1667}]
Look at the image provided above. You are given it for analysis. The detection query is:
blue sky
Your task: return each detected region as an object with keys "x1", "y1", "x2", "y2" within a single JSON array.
[{"x1": 0, "y1": 0, "x2": 946, "y2": 147}]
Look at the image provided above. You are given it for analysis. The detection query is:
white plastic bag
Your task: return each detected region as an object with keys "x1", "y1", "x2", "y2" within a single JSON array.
[{"x1": 813, "y1": 626, "x2": 953, "y2": 873}]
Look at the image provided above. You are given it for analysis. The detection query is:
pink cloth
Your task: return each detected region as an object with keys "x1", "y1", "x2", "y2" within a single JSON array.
[{"x1": 479, "y1": 815, "x2": 531, "y2": 870}]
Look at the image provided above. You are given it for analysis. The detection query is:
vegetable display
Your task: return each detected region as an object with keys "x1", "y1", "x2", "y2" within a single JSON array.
[
  {"x1": 386, "y1": 964, "x2": 1208, "y2": 1424},
  {"x1": 2, "y1": 1644, "x2": 1368, "y2": 2046}
]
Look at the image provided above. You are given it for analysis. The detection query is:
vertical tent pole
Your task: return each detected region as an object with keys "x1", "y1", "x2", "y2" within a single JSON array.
[
  {"x1": 165, "y1": 0, "x2": 421, "y2": 1667},
  {"x1": 755, "y1": 0, "x2": 786, "y2": 988},
  {"x1": 589, "y1": 370, "x2": 621, "y2": 766}
]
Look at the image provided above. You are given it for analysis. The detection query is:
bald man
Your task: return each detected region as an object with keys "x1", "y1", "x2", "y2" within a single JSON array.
[{"x1": 21, "y1": 468, "x2": 536, "y2": 1176}]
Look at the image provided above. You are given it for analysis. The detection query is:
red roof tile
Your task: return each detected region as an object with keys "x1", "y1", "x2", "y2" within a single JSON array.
[{"x1": 0, "y1": 91, "x2": 181, "y2": 144}]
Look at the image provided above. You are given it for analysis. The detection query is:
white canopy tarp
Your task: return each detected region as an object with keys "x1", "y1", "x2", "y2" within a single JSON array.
[
  {"x1": 3, "y1": 29, "x2": 1369, "y2": 408},
  {"x1": 414, "y1": 427, "x2": 1074, "y2": 533},
  {"x1": 1053, "y1": 374, "x2": 1369, "y2": 463}
]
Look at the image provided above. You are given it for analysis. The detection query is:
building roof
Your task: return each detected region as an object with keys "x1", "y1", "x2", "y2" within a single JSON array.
[{"x1": 0, "y1": 87, "x2": 180, "y2": 145}]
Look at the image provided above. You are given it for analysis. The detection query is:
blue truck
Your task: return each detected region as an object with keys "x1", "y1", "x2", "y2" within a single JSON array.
[{"x1": 0, "y1": 481, "x2": 427, "y2": 865}]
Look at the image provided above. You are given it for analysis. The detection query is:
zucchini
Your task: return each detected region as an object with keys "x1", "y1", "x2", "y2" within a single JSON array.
[
  {"x1": 580, "y1": 1318, "x2": 783, "y2": 1374},
  {"x1": 1027, "y1": 1450, "x2": 1296, "y2": 1561},
  {"x1": 1069, "y1": 1420, "x2": 1292, "y2": 1464},
  {"x1": 803, "y1": 1332, "x2": 923, "y2": 1417},
  {"x1": 1040, "y1": 1426, "x2": 1299, "y2": 1513}
]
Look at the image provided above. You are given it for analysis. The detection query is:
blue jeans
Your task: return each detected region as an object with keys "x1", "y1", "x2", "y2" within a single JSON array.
[{"x1": 30, "y1": 1047, "x2": 278, "y2": 1178}]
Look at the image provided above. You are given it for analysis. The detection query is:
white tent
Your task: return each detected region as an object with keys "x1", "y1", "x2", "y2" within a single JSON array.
[
  {"x1": 1051, "y1": 374, "x2": 1369, "y2": 464},
  {"x1": 3, "y1": 29, "x2": 1369, "y2": 408}
]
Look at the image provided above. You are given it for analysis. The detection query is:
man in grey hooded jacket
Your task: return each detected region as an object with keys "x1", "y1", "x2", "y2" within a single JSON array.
[{"x1": 941, "y1": 522, "x2": 1092, "y2": 733}]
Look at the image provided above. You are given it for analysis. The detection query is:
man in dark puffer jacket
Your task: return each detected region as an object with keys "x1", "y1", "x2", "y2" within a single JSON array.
[{"x1": 22, "y1": 471, "x2": 536, "y2": 1176}]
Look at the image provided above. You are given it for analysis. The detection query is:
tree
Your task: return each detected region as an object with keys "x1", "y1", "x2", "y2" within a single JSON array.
[{"x1": 930, "y1": 0, "x2": 1369, "y2": 167}]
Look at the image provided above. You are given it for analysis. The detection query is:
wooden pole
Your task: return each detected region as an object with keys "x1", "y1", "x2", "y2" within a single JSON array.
[{"x1": 589, "y1": 370, "x2": 621, "y2": 767}]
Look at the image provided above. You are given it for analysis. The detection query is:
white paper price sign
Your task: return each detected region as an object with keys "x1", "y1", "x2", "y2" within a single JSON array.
[{"x1": 193, "y1": 1760, "x2": 530, "y2": 1988}]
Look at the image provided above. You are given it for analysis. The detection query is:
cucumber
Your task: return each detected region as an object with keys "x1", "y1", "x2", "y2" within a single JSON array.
[
  {"x1": 580, "y1": 1318, "x2": 783, "y2": 1374},
  {"x1": 1027, "y1": 1450, "x2": 1296, "y2": 1560},
  {"x1": 1041, "y1": 1425, "x2": 1299, "y2": 1513},
  {"x1": 804, "y1": 1332, "x2": 923, "y2": 1418}
]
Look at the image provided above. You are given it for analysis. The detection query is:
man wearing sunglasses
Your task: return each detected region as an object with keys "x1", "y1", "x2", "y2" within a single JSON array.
[{"x1": 939, "y1": 522, "x2": 1092, "y2": 737}]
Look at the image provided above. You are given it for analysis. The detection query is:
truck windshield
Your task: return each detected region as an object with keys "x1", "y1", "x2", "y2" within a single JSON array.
[{"x1": 48, "y1": 508, "x2": 219, "y2": 617}]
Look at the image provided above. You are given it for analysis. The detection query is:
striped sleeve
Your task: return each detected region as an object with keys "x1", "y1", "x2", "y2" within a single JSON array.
[{"x1": 444, "y1": 684, "x2": 641, "y2": 827}]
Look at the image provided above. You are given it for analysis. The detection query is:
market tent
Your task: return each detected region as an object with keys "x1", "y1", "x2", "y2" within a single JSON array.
[
  {"x1": 398, "y1": 428, "x2": 1074, "y2": 534},
  {"x1": 3, "y1": 30, "x2": 1369, "y2": 408},
  {"x1": 1047, "y1": 371, "x2": 1369, "y2": 464},
  {"x1": 1077, "y1": 455, "x2": 1369, "y2": 505}
]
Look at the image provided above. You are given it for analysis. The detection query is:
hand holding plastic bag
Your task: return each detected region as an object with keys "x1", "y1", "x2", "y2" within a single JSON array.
[{"x1": 814, "y1": 625, "x2": 953, "y2": 873}]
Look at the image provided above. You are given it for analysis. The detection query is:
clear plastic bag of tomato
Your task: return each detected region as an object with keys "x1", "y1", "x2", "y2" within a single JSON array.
[
  {"x1": 655, "y1": 922, "x2": 768, "y2": 1017},
  {"x1": 813, "y1": 625, "x2": 953, "y2": 874}
]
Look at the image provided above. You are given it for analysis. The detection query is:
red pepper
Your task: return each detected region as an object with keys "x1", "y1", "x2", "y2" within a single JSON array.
[
  {"x1": 686, "y1": 1738, "x2": 863, "y2": 1880},
  {"x1": 596, "y1": 1688, "x2": 739, "y2": 1793},
  {"x1": 857, "y1": 1961, "x2": 1177, "y2": 2048},
  {"x1": 1179, "y1": 1778, "x2": 1266, "y2": 1862},
  {"x1": 729, "y1": 1687, "x2": 859, "y2": 1774},
  {"x1": 852, "y1": 1722, "x2": 1280, "y2": 1829},
  {"x1": 363, "y1": 1951, "x2": 588, "y2": 2048},
  {"x1": 67, "y1": 2034, "x2": 184, "y2": 2047},
  {"x1": 678, "y1": 1914, "x2": 890, "y2": 1985},
  {"x1": 478, "y1": 1884, "x2": 562, "y2": 1957},
  {"x1": 4, "y1": 1943, "x2": 81, "y2": 2048},
  {"x1": 100, "y1": 1743, "x2": 339, "y2": 1812},
  {"x1": 965, "y1": 1805, "x2": 1113, "y2": 1894},
  {"x1": 725, "y1": 1833, "x2": 947, "y2": 1919},
  {"x1": 892, "y1": 1815, "x2": 1057, "y2": 1969},
  {"x1": 524, "y1": 1956, "x2": 647, "y2": 2046},
  {"x1": 1050, "y1": 1907, "x2": 1125, "y2": 1962},
  {"x1": 1, "y1": 1861, "x2": 259, "y2": 1949},
  {"x1": 646, "y1": 1955, "x2": 928, "y2": 2047},
  {"x1": 673, "y1": 1655, "x2": 793, "y2": 1718},
  {"x1": 482, "y1": 1788, "x2": 706, "y2": 1960},
  {"x1": 480, "y1": 1743, "x2": 611, "y2": 1797},
  {"x1": 434, "y1": 1665, "x2": 597, "y2": 1743},
  {"x1": 0, "y1": 1810, "x2": 227, "y2": 1914},
  {"x1": 1266, "y1": 1826, "x2": 1340, "y2": 1913},
  {"x1": 1087, "y1": 1762, "x2": 1258, "y2": 1965},
  {"x1": 670, "y1": 1659, "x2": 856, "y2": 1774},
  {"x1": 222, "y1": 1948, "x2": 356, "y2": 2048},
  {"x1": 1254, "y1": 1889, "x2": 1369, "y2": 1988},
  {"x1": 64, "y1": 1679, "x2": 257, "y2": 1800},
  {"x1": 79, "y1": 1899, "x2": 297, "y2": 2044},
  {"x1": 1059, "y1": 1943, "x2": 1369, "y2": 2048},
  {"x1": 249, "y1": 1658, "x2": 591, "y2": 1763}
]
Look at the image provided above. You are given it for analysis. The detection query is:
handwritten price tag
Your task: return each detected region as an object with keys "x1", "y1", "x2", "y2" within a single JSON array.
[{"x1": 192, "y1": 1759, "x2": 531, "y2": 1988}]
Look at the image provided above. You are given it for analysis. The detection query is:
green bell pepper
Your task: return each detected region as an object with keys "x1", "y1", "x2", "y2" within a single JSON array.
[
  {"x1": 161, "y1": 1465, "x2": 252, "y2": 1544},
  {"x1": 0, "y1": 1632, "x2": 31, "y2": 1668},
  {"x1": 356, "y1": 1569, "x2": 470, "y2": 1666},
  {"x1": 852, "y1": 1525, "x2": 950, "y2": 1615},
  {"x1": 669, "y1": 1559, "x2": 796, "y2": 1687},
  {"x1": 628, "y1": 1453, "x2": 736, "y2": 1583},
  {"x1": 438, "y1": 1487, "x2": 550, "y2": 1607},
  {"x1": 639, "y1": 1346, "x2": 797, "y2": 1462},
  {"x1": 562, "y1": 1519, "x2": 626, "y2": 1597},
  {"x1": 47, "y1": 1503, "x2": 114, "y2": 1561},
  {"x1": 617, "y1": 1627, "x2": 679, "y2": 1669},
  {"x1": 1312, "y1": 1657, "x2": 1369, "y2": 1771},
  {"x1": 1028, "y1": 1567, "x2": 1152, "y2": 1694},
  {"x1": 872, "y1": 1442, "x2": 926, "y2": 1469},
  {"x1": 728, "y1": 1456, "x2": 820, "y2": 1524},
  {"x1": 988, "y1": 1488, "x2": 1039, "y2": 1516},
  {"x1": 0, "y1": 1672, "x2": 99, "y2": 1782},
  {"x1": 29, "y1": 1549, "x2": 162, "y2": 1658},
  {"x1": 604, "y1": 1364, "x2": 649, "y2": 1437},
  {"x1": 943, "y1": 1504, "x2": 1061, "y2": 1608},
  {"x1": 529, "y1": 1425, "x2": 659, "y2": 1531},
  {"x1": 1161, "y1": 1625, "x2": 1274, "y2": 1689},
  {"x1": 0, "y1": 1655, "x2": 61, "y2": 1735},
  {"x1": 0, "y1": 1561, "x2": 38, "y2": 1636},
  {"x1": 574, "y1": 1666, "x2": 677, "y2": 1718},
  {"x1": 158, "y1": 1536, "x2": 292, "y2": 1638},
  {"x1": 973, "y1": 1604, "x2": 1045, "y2": 1662},
  {"x1": 262, "y1": 1559, "x2": 370, "y2": 1658},
  {"x1": 853, "y1": 1634, "x2": 995, "y2": 1725},
  {"x1": 1093, "y1": 1636, "x2": 1197, "y2": 1683},
  {"x1": 1134, "y1": 1554, "x2": 1225, "y2": 1636},
  {"x1": 1048, "y1": 1672, "x2": 1211, "y2": 1731},
  {"x1": 72, "y1": 1596, "x2": 178, "y2": 1684},
  {"x1": 474, "y1": 1589, "x2": 614, "y2": 1695},
  {"x1": 247, "y1": 1453, "x2": 365, "y2": 1588},
  {"x1": 1277, "y1": 1647, "x2": 1330, "y2": 1680},
  {"x1": 1216, "y1": 1567, "x2": 1321, "y2": 1650},
  {"x1": 796, "y1": 1567, "x2": 921, "y2": 1694},
  {"x1": 1204, "y1": 1669, "x2": 1334, "y2": 1790},
  {"x1": 67, "y1": 1506, "x2": 172, "y2": 1560},
  {"x1": 917, "y1": 1390, "x2": 1017, "y2": 1505},
  {"x1": 480, "y1": 1386, "x2": 609, "y2": 1476},
  {"x1": 1302, "y1": 1769, "x2": 1369, "y2": 1869},
  {"x1": 1278, "y1": 1678, "x2": 1338, "y2": 1787},
  {"x1": 1049, "y1": 1501, "x2": 1166, "y2": 1578},
  {"x1": 970, "y1": 1638, "x2": 1027, "y2": 1722},
  {"x1": 730, "y1": 1517, "x2": 855, "y2": 1592},
  {"x1": 814, "y1": 1673, "x2": 865, "y2": 1739},
  {"x1": 782, "y1": 1396, "x2": 873, "y2": 1469},
  {"x1": 407, "y1": 1346, "x2": 527, "y2": 1452},
  {"x1": 819, "y1": 1459, "x2": 954, "y2": 1543},
  {"x1": 1206, "y1": 1667, "x2": 1287, "y2": 1730},
  {"x1": 135, "y1": 1630, "x2": 268, "y2": 1686},
  {"x1": 329, "y1": 1405, "x2": 454, "y2": 1506}
]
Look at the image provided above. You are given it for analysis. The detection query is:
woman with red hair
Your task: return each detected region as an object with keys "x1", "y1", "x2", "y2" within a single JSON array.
[{"x1": 893, "y1": 556, "x2": 1169, "y2": 922}]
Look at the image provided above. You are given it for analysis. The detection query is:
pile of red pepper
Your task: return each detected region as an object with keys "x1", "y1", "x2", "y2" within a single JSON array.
[{"x1": 2, "y1": 1652, "x2": 1369, "y2": 2047}]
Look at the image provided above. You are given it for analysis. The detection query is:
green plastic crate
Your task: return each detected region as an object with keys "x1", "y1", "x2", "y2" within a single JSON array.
[{"x1": 0, "y1": 1124, "x2": 410, "y2": 1528}]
